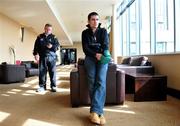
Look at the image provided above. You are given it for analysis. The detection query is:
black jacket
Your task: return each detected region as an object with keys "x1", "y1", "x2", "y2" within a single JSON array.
[
  {"x1": 33, "y1": 33, "x2": 60, "y2": 57},
  {"x1": 82, "y1": 24, "x2": 109, "y2": 57}
]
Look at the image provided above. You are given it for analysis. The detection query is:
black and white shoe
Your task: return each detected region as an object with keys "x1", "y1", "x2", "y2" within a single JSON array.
[{"x1": 51, "y1": 87, "x2": 57, "y2": 92}]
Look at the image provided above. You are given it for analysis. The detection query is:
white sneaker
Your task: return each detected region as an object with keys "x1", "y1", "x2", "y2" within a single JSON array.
[{"x1": 36, "y1": 87, "x2": 45, "y2": 92}]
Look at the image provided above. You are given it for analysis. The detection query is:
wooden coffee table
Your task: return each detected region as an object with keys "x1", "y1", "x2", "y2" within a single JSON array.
[{"x1": 125, "y1": 73, "x2": 167, "y2": 101}]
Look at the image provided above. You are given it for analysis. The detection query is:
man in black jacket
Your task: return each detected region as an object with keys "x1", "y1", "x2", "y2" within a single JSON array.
[
  {"x1": 82, "y1": 12, "x2": 109, "y2": 125},
  {"x1": 33, "y1": 23, "x2": 60, "y2": 92}
]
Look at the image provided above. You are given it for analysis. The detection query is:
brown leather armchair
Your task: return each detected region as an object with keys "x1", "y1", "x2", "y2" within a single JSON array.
[
  {"x1": 0, "y1": 64, "x2": 25, "y2": 84},
  {"x1": 70, "y1": 59, "x2": 125, "y2": 107}
]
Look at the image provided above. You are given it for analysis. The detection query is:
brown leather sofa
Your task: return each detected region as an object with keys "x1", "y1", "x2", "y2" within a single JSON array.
[
  {"x1": 117, "y1": 56, "x2": 154, "y2": 74},
  {"x1": 70, "y1": 59, "x2": 125, "y2": 107},
  {"x1": 21, "y1": 61, "x2": 39, "y2": 77}
]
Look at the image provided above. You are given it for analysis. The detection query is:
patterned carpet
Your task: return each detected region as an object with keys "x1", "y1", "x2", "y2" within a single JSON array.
[{"x1": 0, "y1": 65, "x2": 179, "y2": 126}]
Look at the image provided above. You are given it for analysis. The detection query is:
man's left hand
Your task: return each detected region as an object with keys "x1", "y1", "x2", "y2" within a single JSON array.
[{"x1": 47, "y1": 43, "x2": 53, "y2": 48}]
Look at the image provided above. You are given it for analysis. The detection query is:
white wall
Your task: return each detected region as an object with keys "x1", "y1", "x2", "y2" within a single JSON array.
[
  {"x1": 148, "y1": 54, "x2": 180, "y2": 90},
  {"x1": 0, "y1": 13, "x2": 37, "y2": 63}
]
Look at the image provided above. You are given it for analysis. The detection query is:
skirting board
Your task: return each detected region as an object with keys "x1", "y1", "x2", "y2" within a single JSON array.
[{"x1": 167, "y1": 88, "x2": 180, "y2": 99}]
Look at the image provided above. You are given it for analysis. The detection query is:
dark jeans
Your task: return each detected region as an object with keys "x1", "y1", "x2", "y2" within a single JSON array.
[
  {"x1": 39, "y1": 55, "x2": 56, "y2": 88},
  {"x1": 84, "y1": 56, "x2": 108, "y2": 115}
]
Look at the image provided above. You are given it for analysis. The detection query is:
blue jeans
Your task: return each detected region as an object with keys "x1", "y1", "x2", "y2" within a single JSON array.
[
  {"x1": 39, "y1": 55, "x2": 56, "y2": 88},
  {"x1": 84, "y1": 56, "x2": 108, "y2": 115}
]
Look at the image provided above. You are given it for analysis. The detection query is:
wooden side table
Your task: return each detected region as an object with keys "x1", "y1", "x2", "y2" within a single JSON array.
[{"x1": 126, "y1": 73, "x2": 167, "y2": 101}]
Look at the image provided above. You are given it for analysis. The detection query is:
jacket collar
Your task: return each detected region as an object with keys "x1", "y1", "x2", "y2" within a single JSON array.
[
  {"x1": 86, "y1": 23, "x2": 101, "y2": 35},
  {"x1": 43, "y1": 33, "x2": 52, "y2": 37}
]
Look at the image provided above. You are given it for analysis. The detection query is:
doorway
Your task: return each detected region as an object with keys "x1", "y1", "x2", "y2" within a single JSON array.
[{"x1": 60, "y1": 48, "x2": 77, "y2": 65}]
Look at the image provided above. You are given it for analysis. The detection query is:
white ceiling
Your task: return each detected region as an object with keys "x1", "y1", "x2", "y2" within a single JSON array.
[{"x1": 0, "y1": 0, "x2": 121, "y2": 45}]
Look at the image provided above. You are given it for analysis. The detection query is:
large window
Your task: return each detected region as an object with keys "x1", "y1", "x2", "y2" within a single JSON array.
[
  {"x1": 155, "y1": 0, "x2": 174, "y2": 53},
  {"x1": 140, "y1": 0, "x2": 150, "y2": 54},
  {"x1": 118, "y1": 0, "x2": 178, "y2": 56},
  {"x1": 175, "y1": 0, "x2": 180, "y2": 52},
  {"x1": 122, "y1": 11, "x2": 128, "y2": 56},
  {"x1": 129, "y1": 1, "x2": 137, "y2": 55}
]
